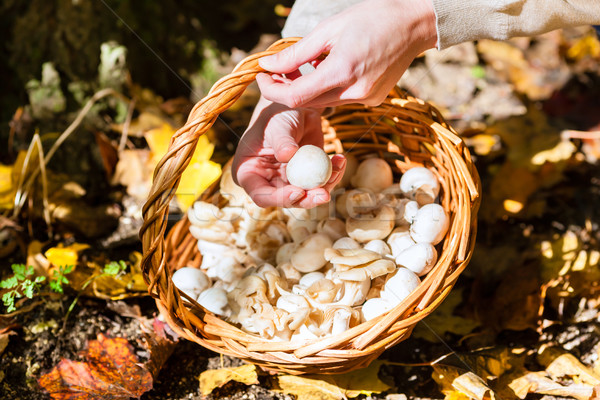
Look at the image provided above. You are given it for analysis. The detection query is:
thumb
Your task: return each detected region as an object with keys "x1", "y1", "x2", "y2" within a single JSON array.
[
  {"x1": 266, "y1": 112, "x2": 301, "y2": 163},
  {"x1": 259, "y1": 36, "x2": 328, "y2": 74}
]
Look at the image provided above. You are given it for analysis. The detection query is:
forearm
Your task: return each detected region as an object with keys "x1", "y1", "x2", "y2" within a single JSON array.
[
  {"x1": 434, "y1": 0, "x2": 600, "y2": 49},
  {"x1": 282, "y1": 0, "x2": 600, "y2": 49}
]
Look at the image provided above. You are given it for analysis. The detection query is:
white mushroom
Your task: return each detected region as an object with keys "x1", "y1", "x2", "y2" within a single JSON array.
[
  {"x1": 387, "y1": 227, "x2": 416, "y2": 258},
  {"x1": 306, "y1": 279, "x2": 339, "y2": 303},
  {"x1": 276, "y1": 243, "x2": 298, "y2": 265},
  {"x1": 291, "y1": 233, "x2": 333, "y2": 273},
  {"x1": 402, "y1": 200, "x2": 420, "y2": 225},
  {"x1": 361, "y1": 298, "x2": 394, "y2": 321},
  {"x1": 188, "y1": 201, "x2": 223, "y2": 226},
  {"x1": 380, "y1": 268, "x2": 421, "y2": 306},
  {"x1": 331, "y1": 308, "x2": 354, "y2": 335},
  {"x1": 317, "y1": 218, "x2": 346, "y2": 241},
  {"x1": 172, "y1": 267, "x2": 210, "y2": 300},
  {"x1": 286, "y1": 145, "x2": 332, "y2": 189},
  {"x1": 346, "y1": 205, "x2": 395, "y2": 243},
  {"x1": 287, "y1": 216, "x2": 318, "y2": 243},
  {"x1": 330, "y1": 279, "x2": 371, "y2": 307},
  {"x1": 299, "y1": 272, "x2": 326, "y2": 288},
  {"x1": 351, "y1": 158, "x2": 393, "y2": 193},
  {"x1": 337, "y1": 189, "x2": 378, "y2": 219},
  {"x1": 399, "y1": 167, "x2": 440, "y2": 204},
  {"x1": 335, "y1": 259, "x2": 396, "y2": 281},
  {"x1": 395, "y1": 243, "x2": 438, "y2": 276},
  {"x1": 410, "y1": 203, "x2": 449, "y2": 245},
  {"x1": 324, "y1": 247, "x2": 381, "y2": 269},
  {"x1": 277, "y1": 262, "x2": 302, "y2": 284},
  {"x1": 332, "y1": 237, "x2": 361, "y2": 250},
  {"x1": 336, "y1": 154, "x2": 358, "y2": 189},
  {"x1": 220, "y1": 163, "x2": 253, "y2": 207},
  {"x1": 197, "y1": 287, "x2": 229, "y2": 316},
  {"x1": 364, "y1": 240, "x2": 392, "y2": 257}
]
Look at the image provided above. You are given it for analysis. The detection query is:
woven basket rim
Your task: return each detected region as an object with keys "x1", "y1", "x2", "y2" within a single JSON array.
[{"x1": 140, "y1": 37, "x2": 481, "y2": 374}]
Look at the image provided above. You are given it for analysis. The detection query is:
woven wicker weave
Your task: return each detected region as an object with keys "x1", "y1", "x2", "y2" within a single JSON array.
[{"x1": 140, "y1": 37, "x2": 481, "y2": 375}]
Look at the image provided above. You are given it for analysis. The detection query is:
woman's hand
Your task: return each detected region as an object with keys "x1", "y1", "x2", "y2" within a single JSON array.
[
  {"x1": 256, "y1": 0, "x2": 437, "y2": 108},
  {"x1": 232, "y1": 96, "x2": 346, "y2": 208}
]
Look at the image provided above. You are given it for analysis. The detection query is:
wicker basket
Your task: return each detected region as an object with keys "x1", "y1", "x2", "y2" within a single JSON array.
[{"x1": 140, "y1": 38, "x2": 481, "y2": 375}]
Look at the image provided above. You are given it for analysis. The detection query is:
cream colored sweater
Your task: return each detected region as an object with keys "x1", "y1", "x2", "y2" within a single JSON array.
[{"x1": 281, "y1": 0, "x2": 600, "y2": 49}]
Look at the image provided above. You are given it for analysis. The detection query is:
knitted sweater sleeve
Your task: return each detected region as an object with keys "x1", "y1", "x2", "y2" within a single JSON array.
[{"x1": 281, "y1": 0, "x2": 600, "y2": 49}]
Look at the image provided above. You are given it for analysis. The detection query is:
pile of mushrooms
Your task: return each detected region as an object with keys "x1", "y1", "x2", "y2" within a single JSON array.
[{"x1": 173, "y1": 152, "x2": 450, "y2": 341}]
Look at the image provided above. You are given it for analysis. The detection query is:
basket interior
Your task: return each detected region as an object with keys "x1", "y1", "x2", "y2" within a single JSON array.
[{"x1": 148, "y1": 88, "x2": 480, "y2": 374}]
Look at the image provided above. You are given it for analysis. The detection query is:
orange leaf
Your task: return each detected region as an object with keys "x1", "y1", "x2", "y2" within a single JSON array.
[{"x1": 38, "y1": 334, "x2": 153, "y2": 400}]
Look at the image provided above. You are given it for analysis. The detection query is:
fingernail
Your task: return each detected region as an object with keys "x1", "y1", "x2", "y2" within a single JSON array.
[
  {"x1": 289, "y1": 190, "x2": 305, "y2": 202},
  {"x1": 259, "y1": 56, "x2": 274, "y2": 69}
]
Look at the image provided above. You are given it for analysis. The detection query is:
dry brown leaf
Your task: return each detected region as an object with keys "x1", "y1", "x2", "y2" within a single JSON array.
[
  {"x1": 141, "y1": 318, "x2": 179, "y2": 380},
  {"x1": 38, "y1": 334, "x2": 153, "y2": 400},
  {"x1": 538, "y1": 347, "x2": 600, "y2": 386},
  {"x1": 199, "y1": 364, "x2": 259, "y2": 396},
  {"x1": 452, "y1": 372, "x2": 496, "y2": 400},
  {"x1": 509, "y1": 371, "x2": 593, "y2": 400},
  {"x1": 276, "y1": 360, "x2": 392, "y2": 400}
]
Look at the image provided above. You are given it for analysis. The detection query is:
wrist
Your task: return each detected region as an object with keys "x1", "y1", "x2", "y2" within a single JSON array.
[{"x1": 390, "y1": 0, "x2": 438, "y2": 53}]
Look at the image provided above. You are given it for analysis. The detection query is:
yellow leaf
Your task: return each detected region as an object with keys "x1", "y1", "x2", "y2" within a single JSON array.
[
  {"x1": 145, "y1": 124, "x2": 222, "y2": 211},
  {"x1": 444, "y1": 391, "x2": 471, "y2": 400},
  {"x1": 199, "y1": 364, "x2": 259, "y2": 396},
  {"x1": 91, "y1": 251, "x2": 148, "y2": 299},
  {"x1": 0, "y1": 163, "x2": 15, "y2": 210},
  {"x1": 567, "y1": 34, "x2": 600, "y2": 60},
  {"x1": 452, "y1": 372, "x2": 496, "y2": 400},
  {"x1": 276, "y1": 361, "x2": 392, "y2": 400},
  {"x1": 176, "y1": 157, "x2": 221, "y2": 211},
  {"x1": 531, "y1": 141, "x2": 576, "y2": 166},
  {"x1": 44, "y1": 242, "x2": 90, "y2": 268}
]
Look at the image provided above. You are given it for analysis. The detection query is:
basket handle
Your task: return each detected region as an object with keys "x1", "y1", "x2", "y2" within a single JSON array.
[{"x1": 140, "y1": 38, "x2": 301, "y2": 296}]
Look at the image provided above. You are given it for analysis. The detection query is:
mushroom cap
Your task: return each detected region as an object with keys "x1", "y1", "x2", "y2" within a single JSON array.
[
  {"x1": 324, "y1": 247, "x2": 381, "y2": 268},
  {"x1": 361, "y1": 297, "x2": 394, "y2": 321},
  {"x1": 286, "y1": 145, "x2": 332, "y2": 190},
  {"x1": 332, "y1": 237, "x2": 361, "y2": 250},
  {"x1": 399, "y1": 167, "x2": 440, "y2": 204},
  {"x1": 276, "y1": 242, "x2": 298, "y2": 265},
  {"x1": 291, "y1": 233, "x2": 333, "y2": 273},
  {"x1": 410, "y1": 203, "x2": 449, "y2": 245},
  {"x1": 172, "y1": 267, "x2": 210, "y2": 300},
  {"x1": 197, "y1": 287, "x2": 229, "y2": 316},
  {"x1": 351, "y1": 158, "x2": 394, "y2": 193},
  {"x1": 364, "y1": 240, "x2": 392, "y2": 257},
  {"x1": 346, "y1": 205, "x2": 395, "y2": 243},
  {"x1": 403, "y1": 200, "x2": 420, "y2": 225},
  {"x1": 387, "y1": 227, "x2": 416, "y2": 258},
  {"x1": 317, "y1": 218, "x2": 346, "y2": 241},
  {"x1": 335, "y1": 259, "x2": 396, "y2": 281},
  {"x1": 299, "y1": 271, "x2": 326, "y2": 288},
  {"x1": 395, "y1": 243, "x2": 438, "y2": 276},
  {"x1": 381, "y1": 267, "x2": 421, "y2": 306}
]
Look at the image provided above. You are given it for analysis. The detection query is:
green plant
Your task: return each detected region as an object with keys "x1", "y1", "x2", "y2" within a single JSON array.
[
  {"x1": 0, "y1": 264, "x2": 46, "y2": 312},
  {"x1": 49, "y1": 264, "x2": 74, "y2": 294}
]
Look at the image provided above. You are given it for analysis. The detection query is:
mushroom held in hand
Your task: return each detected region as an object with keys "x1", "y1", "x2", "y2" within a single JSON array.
[{"x1": 286, "y1": 145, "x2": 332, "y2": 190}]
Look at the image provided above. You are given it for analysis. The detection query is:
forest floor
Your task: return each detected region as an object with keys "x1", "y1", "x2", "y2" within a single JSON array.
[{"x1": 1, "y1": 27, "x2": 600, "y2": 400}]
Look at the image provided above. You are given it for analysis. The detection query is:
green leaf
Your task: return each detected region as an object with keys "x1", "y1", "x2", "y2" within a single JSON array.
[
  {"x1": 22, "y1": 281, "x2": 35, "y2": 299},
  {"x1": 12, "y1": 264, "x2": 26, "y2": 277},
  {"x1": 0, "y1": 276, "x2": 18, "y2": 289},
  {"x1": 35, "y1": 276, "x2": 46, "y2": 284}
]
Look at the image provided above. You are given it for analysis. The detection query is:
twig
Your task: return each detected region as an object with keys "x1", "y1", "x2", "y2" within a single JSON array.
[
  {"x1": 119, "y1": 97, "x2": 137, "y2": 152},
  {"x1": 561, "y1": 129, "x2": 600, "y2": 140}
]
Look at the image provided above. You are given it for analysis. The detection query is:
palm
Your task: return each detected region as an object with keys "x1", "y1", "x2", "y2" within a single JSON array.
[{"x1": 232, "y1": 98, "x2": 345, "y2": 208}]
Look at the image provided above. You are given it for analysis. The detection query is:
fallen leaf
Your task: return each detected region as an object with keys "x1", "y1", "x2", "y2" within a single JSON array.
[
  {"x1": 275, "y1": 360, "x2": 391, "y2": 400},
  {"x1": 451, "y1": 372, "x2": 496, "y2": 400},
  {"x1": 509, "y1": 371, "x2": 593, "y2": 400},
  {"x1": 0, "y1": 328, "x2": 16, "y2": 356},
  {"x1": 199, "y1": 364, "x2": 259, "y2": 396},
  {"x1": 567, "y1": 32, "x2": 600, "y2": 60},
  {"x1": 38, "y1": 334, "x2": 153, "y2": 400},
  {"x1": 538, "y1": 347, "x2": 600, "y2": 386},
  {"x1": 0, "y1": 163, "x2": 15, "y2": 211},
  {"x1": 145, "y1": 123, "x2": 221, "y2": 211},
  {"x1": 141, "y1": 318, "x2": 179, "y2": 380},
  {"x1": 44, "y1": 242, "x2": 90, "y2": 269}
]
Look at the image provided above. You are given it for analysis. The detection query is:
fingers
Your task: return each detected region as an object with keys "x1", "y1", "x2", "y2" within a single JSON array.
[
  {"x1": 257, "y1": 57, "x2": 350, "y2": 108},
  {"x1": 239, "y1": 173, "x2": 306, "y2": 208},
  {"x1": 259, "y1": 35, "x2": 329, "y2": 75}
]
